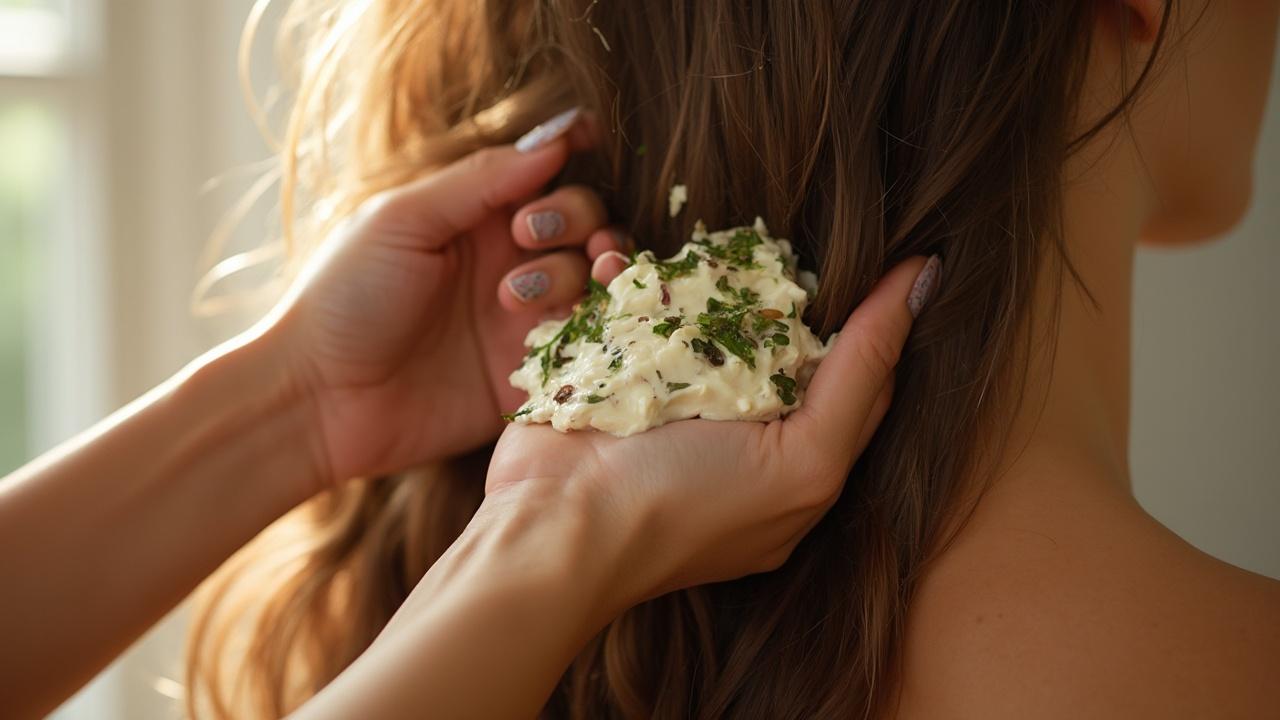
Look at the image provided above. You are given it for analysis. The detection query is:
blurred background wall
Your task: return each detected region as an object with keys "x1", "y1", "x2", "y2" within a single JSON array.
[{"x1": 0, "y1": 2, "x2": 1275, "y2": 718}]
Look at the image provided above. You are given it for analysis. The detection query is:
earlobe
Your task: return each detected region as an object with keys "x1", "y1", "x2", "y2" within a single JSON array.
[{"x1": 1118, "y1": 0, "x2": 1164, "y2": 44}]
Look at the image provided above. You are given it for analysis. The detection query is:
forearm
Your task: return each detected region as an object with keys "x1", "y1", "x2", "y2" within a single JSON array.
[
  {"x1": 294, "y1": 480, "x2": 620, "y2": 720},
  {"x1": 0, "y1": 330, "x2": 323, "y2": 716}
]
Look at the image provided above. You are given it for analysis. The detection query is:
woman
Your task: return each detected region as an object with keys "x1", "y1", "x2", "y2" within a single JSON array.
[{"x1": 2, "y1": 0, "x2": 1278, "y2": 718}]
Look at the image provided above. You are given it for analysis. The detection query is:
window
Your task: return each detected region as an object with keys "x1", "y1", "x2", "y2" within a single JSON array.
[
  {"x1": 3, "y1": 2, "x2": 265, "y2": 716},
  {"x1": 1, "y1": 0, "x2": 107, "y2": 477},
  {"x1": 0, "y1": 99, "x2": 54, "y2": 473},
  {"x1": 1, "y1": 2, "x2": 119, "y2": 716}
]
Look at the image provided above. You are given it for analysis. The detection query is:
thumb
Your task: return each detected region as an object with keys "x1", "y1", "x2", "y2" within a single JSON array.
[
  {"x1": 358, "y1": 108, "x2": 582, "y2": 249},
  {"x1": 785, "y1": 254, "x2": 941, "y2": 465}
]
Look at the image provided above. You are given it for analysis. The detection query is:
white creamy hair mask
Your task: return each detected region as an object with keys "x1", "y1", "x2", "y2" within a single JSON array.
[{"x1": 506, "y1": 218, "x2": 832, "y2": 437}]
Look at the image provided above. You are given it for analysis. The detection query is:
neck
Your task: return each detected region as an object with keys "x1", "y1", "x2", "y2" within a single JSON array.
[{"x1": 998, "y1": 134, "x2": 1149, "y2": 493}]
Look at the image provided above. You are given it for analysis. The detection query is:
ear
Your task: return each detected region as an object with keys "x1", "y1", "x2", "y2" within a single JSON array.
[{"x1": 1105, "y1": 0, "x2": 1165, "y2": 44}]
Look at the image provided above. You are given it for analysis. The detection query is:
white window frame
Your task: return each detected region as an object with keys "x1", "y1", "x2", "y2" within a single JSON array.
[{"x1": 2, "y1": 1, "x2": 121, "y2": 717}]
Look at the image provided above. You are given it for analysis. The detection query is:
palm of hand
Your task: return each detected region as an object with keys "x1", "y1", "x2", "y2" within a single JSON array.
[
  {"x1": 287, "y1": 209, "x2": 556, "y2": 482},
  {"x1": 479, "y1": 254, "x2": 931, "y2": 610},
  {"x1": 487, "y1": 419, "x2": 824, "y2": 606}
]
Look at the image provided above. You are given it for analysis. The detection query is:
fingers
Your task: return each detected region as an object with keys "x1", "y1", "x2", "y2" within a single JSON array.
[
  {"x1": 586, "y1": 228, "x2": 632, "y2": 261},
  {"x1": 499, "y1": 251, "x2": 592, "y2": 311},
  {"x1": 363, "y1": 111, "x2": 582, "y2": 249},
  {"x1": 852, "y1": 376, "x2": 894, "y2": 457},
  {"x1": 590, "y1": 251, "x2": 631, "y2": 286},
  {"x1": 499, "y1": 239, "x2": 628, "y2": 316},
  {"x1": 510, "y1": 185, "x2": 609, "y2": 250},
  {"x1": 785, "y1": 255, "x2": 941, "y2": 466}
]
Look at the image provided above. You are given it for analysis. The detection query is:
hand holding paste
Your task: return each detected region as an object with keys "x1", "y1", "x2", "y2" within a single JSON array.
[{"x1": 506, "y1": 218, "x2": 832, "y2": 437}]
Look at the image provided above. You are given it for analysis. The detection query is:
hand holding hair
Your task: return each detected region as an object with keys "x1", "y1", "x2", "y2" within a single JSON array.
[{"x1": 267, "y1": 108, "x2": 625, "y2": 485}]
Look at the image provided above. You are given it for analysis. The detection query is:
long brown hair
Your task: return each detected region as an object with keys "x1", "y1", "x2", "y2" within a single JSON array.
[{"x1": 186, "y1": 1, "x2": 1173, "y2": 717}]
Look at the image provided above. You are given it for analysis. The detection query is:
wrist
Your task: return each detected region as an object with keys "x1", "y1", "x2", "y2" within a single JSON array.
[
  {"x1": 173, "y1": 327, "x2": 331, "y2": 502},
  {"x1": 424, "y1": 478, "x2": 634, "y2": 634}
]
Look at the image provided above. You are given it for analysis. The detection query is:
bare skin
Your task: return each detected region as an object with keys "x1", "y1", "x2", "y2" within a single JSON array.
[
  {"x1": 0, "y1": 109, "x2": 925, "y2": 719},
  {"x1": 0, "y1": 122, "x2": 638, "y2": 717},
  {"x1": 894, "y1": 1, "x2": 1280, "y2": 717},
  {"x1": 2, "y1": 1, "x2": 1276, "y2": 717}
]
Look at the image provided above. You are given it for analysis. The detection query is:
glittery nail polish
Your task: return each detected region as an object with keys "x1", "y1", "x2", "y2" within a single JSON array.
[
  {"x1": 515, "y1": 107, "x2": 581, "y2": 153},
  {"x1": 526, "y1": 211, "x2": 565, "y2": 243},
  {"x1": 907, "y1": 255, "x2": 942, "y2": 318},
  {"x1": 508, "y1": 270, "x2": 551, "y2": 303}
]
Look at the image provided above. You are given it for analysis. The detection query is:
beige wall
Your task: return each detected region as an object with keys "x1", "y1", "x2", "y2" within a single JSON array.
[
  {"x1": 1130, "y1": 45, "x2": 1280, "y2": 581},
  {"x1": 43, "y1": 5, "x2": 1280, "y2": 718}
]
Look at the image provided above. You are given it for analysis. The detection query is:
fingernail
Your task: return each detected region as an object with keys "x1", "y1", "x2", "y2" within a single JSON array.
[
  {"x1": 907, "y1": 254, "x2": 942, "y2": 318},
  {"x1": 508, "y1": 270, "x2": 551, "y2": 303},
  {"x1": 598, "y1": 250, "x2": 630, "y2": 268},
  {"x1": 592, "y1": 251, "x2": 631, "y2": 283},
  {"x1": 515, "y1": 107, "x2": 581, "y2": 153},
  {"x1": 526, "y1": 210, "x2": 565, "y2": 242}
]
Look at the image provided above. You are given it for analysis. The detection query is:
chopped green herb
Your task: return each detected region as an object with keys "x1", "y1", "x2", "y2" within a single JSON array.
[
  {"x1": 747, "y1": 315, "x2": 788, "y2": 335},
  {"x1": 751, "y1": 313, "x2": 774, "y2": 334},
  {"x1": 655, "y1": 250, "x2": 702, "y2": 281},
  {"x1": 763, "y1": 332, "x2": 790, "y2": 348},
  {"x1": 770, "y1": 371, "x2": 798, "y2": 405},
  {"x1": 526, "y1": 278, "x2": 612, "y2": 386},
  {"x1": 652, "y1": 315, "x2": 682, "y2": 338},
  {"x1": 701, "y1": 228, "x2": 763, "y2": 269},
  {"x1": 695, "y1": 285, "x2": 761, "y2": 368},
  {"x1": 697, "y1": 318, "x2": 756, "y2": 367},
  {"x1": 787, "y1": 303, "x2": 798, "y2": 319},
  {"x1": 500, "y1": 406, "x2": 533, "y2": 421},
  {"x1": 608, "y1": 350, "x2": 624, "y2": 371},
  {"x1": 586, "y1": 394, "x2": 608, "y2": 404},
  {"x1": 690, "y1": 337, "x2": 725, "y2": 366},
  {"x1": 666, "y1": 382, "x2": 691, "y2": 392},
  {"x1": 632, "y1": 278, "x2": 647, "y2": 289},
  {"x1": 716, "y1": 275, "x2": 731, "y2": 293}
]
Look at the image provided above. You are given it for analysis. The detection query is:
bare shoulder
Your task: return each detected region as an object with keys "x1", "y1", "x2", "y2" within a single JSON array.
[{"x1": 891, "y1": 453, "x2": 1280, "y2": 720}]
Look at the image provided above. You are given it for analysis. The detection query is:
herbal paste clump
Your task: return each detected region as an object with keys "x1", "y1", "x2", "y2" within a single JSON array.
[{"x1": 506, "y1": 218, "x2": 832, "y2": 437}]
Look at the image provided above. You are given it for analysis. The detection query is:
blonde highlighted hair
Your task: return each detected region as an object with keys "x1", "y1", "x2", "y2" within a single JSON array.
[{"x1": 187, "y1": 1, "x2": 1172, "y2": 717}]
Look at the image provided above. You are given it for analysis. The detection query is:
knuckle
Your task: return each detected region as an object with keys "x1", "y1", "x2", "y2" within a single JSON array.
[
  {"x1": 464, "y1": 146, "x2": 501, "y2": 175},
  {"x1": 850, "y1": 323, "x2": 901, "y2": 378},
  {"x1": 560, "y1": 184, "x2": 607, "y2": 215},
  {"x1": 786, "y1": 455, "x2": 848, "y2": 511},
  {"x1": 795, "y1": 476, "x2": 841, "y2": 512}
]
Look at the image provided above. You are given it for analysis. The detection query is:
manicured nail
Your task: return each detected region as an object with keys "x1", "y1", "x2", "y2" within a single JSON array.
[
  {"x1": 907, "y1": 254, "x2": 942, "y2": 318},
  {"x1": 515, "y1": 107, "x2": 581, "y2": 153},
  {"x1": 508, "y1": 270, "x2": 551, "y2": 302},
  {"x1": 592, "y1": 251, "x2": 631, "y2": 284},
  {"x1": 598, "y1": 250, "x2": 630, "y2": 267},
  {"x1": 526, "y1": 210, "x2": 565, "y2": 242}
]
